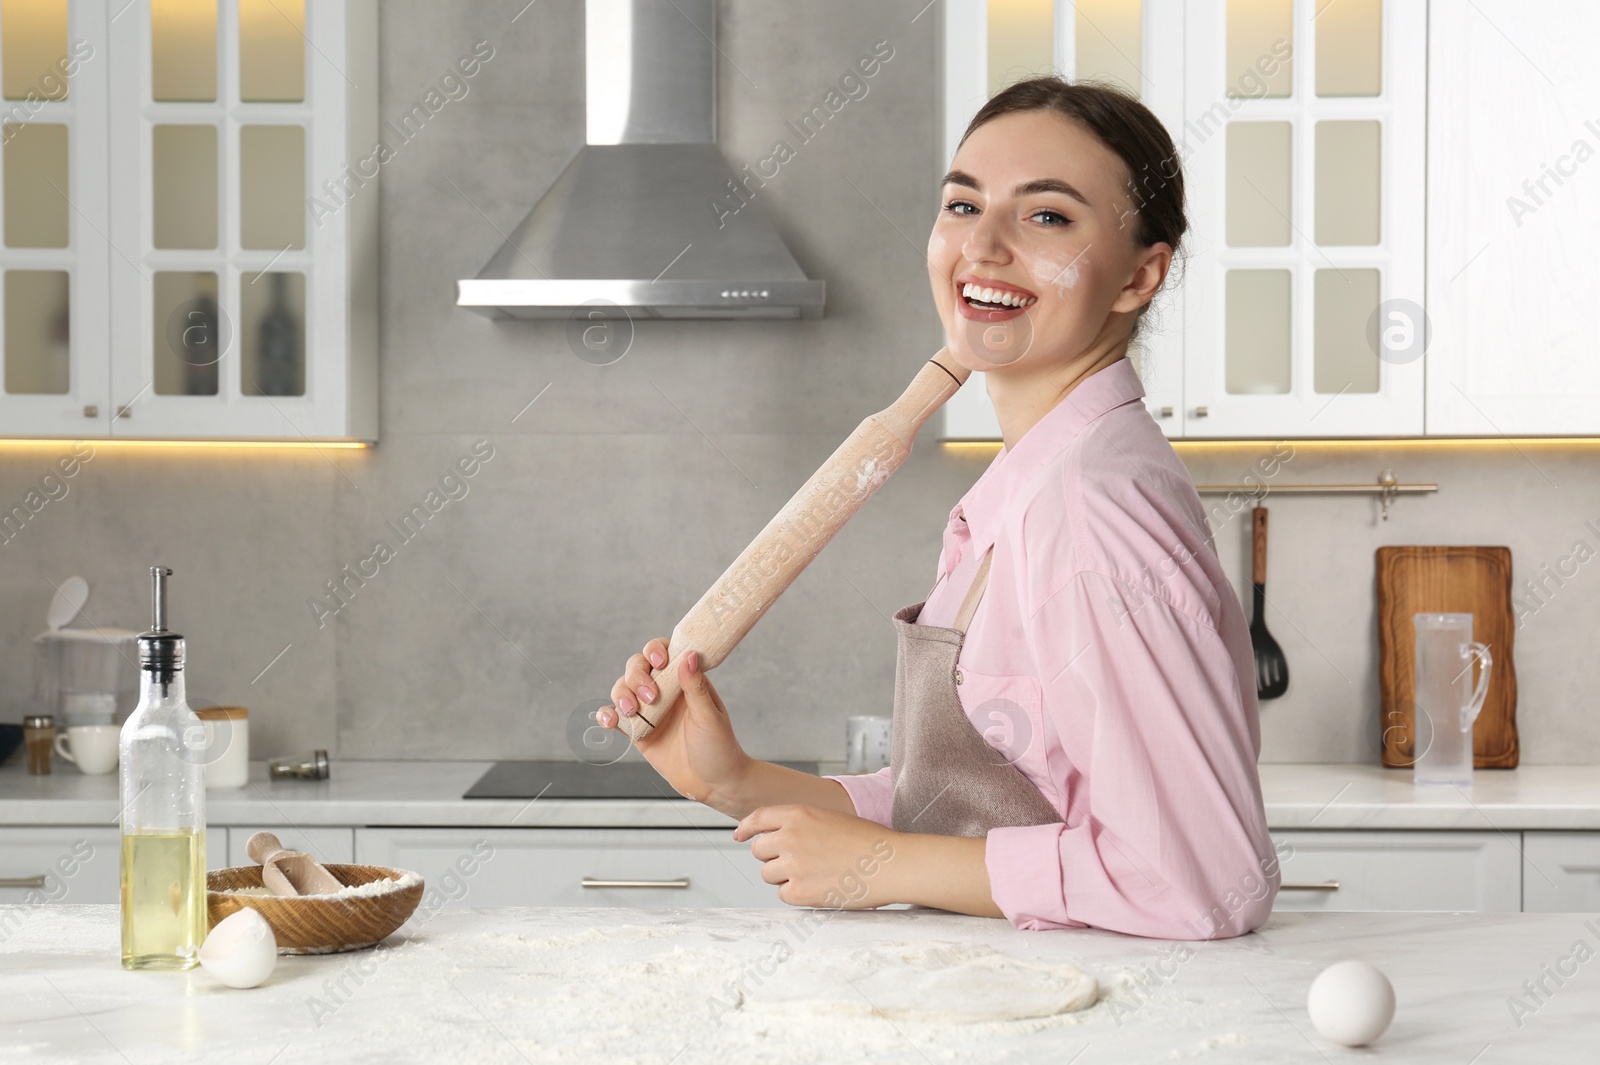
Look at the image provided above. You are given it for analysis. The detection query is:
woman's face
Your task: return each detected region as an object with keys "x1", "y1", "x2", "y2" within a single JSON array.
[{"x1": 927, "y1": 109, "x2": 1171, "y2": 374}]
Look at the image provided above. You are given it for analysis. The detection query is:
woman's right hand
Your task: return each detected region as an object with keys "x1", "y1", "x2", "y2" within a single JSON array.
[{"x1": 598, "y1": 639, "x2": 752, "y2": 814}]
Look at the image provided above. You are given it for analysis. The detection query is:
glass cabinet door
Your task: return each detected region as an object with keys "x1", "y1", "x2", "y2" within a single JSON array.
[
  {"x1": 108, "y1": 0, "x2": 318, "y2": 438},
  {"x1": 0, "y1": 0, "x2": 109, "y2": 437},
  {"x1": 1181, "y1": 0, "x2": 1424, "y2": 437}
]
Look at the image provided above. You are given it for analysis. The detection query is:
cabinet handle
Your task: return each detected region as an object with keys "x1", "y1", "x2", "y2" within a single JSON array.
[
  {"x1": 1280, "y1": 880, "x2": 1340, "y2": 892},
  {"x1": 581, "y1": 877, "x2": 690, "y2": 890},
  {"x1": 0, "y1": 875, "x2": 48, "y2": 889},
  {"x1": 1158, "y1": 405, "x2": 1174, "y2": 418},
  {"x1": 83, "y1": 405, "x2": 99, "y2": 418},
  {"x1": 1193, "y1": 405, "x2": 1209, "y2": 418}
]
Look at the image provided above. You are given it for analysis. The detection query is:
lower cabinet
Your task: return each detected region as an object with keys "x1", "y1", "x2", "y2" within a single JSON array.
[
  {"x1": 354, "y1": 827, "x2": 784, "y2": 909},
  {"x1": 0, "y1": 826, "x2": 227, "y2": 906},
  {"x1": 225, "y1": 826, "x2": 354, "y2": 868},
  {"x1": 0, "y1": 827, "x2": 122, "y2": 906},
  {"x1": 1522, "y1": 832, "x2": 1600, "y2": 912},
  {"x1": 7, "y1": 823, "x2": 1590, "y2": 915},
  {"x1": 1271, "y1": 831, "x2": 1522, "y2": 912}
]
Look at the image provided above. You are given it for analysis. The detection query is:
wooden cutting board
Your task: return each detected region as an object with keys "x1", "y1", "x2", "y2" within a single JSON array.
[{"x1": 1375, "y1": 546, "x2": 1518, "y2": 769}]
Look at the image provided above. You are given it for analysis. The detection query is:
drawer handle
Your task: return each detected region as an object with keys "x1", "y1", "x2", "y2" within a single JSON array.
[
  {"x1": 581, "y1": 877, "x2": 690, "y2": 890},
  {"x1": 0, "y1": 875, "x2": 48, "y2": 889},
  {"x1": 1280, "y1": 880, "x2": 1340, "y2": 892}
]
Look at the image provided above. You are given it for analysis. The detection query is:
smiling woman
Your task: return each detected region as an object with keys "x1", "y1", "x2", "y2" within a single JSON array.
[
  {"x1": 928, "y1": 77, "x2": 1187, "y2": 381},
  {"x1": 599, "y1": 77, "x2": 1275, "y2": 943}
]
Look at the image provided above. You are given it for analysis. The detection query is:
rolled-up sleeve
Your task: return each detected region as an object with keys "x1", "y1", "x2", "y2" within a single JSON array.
[
  {"x1": 826, "y1": 766, "x2": 894, "y2": 827},
  {"x1": 985, "y1": 570, "x2": 1279, "y2": 939}
]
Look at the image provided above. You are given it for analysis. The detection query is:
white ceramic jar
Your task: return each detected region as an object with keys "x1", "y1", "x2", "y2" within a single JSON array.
[{"x1": 196, "y1": 706, "x2": 249, "y2": 789}]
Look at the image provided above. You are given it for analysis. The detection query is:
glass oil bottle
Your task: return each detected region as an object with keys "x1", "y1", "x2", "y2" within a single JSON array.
[{"x1": 119, "y1": 567, "x2": 207, "y2": 970}]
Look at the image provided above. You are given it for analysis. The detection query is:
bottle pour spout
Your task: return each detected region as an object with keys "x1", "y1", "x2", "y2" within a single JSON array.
[{"x1": 138, "y1": 566, "x2": 183, "y2": 674}]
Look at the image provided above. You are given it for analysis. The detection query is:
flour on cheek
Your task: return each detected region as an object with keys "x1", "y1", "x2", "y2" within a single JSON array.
[{"x1": 1029, "y1": 252, "x2": 1085, "y2": 299}]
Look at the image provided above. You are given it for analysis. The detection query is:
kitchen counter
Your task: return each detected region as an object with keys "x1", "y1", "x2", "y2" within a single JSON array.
[
  {"x1": 2, "y1": 904, "x2": 1592, "y2": 1062},
  {"x1": 3, "y1": 759, "x2": 1599, "y2": 830}
]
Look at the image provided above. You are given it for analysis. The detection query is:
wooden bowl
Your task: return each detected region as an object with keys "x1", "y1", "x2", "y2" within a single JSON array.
[{"x1": 206, "y1": 863, "x2": 424, "y2": 955}]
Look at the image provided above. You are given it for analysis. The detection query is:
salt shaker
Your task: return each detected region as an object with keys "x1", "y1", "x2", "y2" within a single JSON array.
[{"x1": 268, "y1": 749, "x2": 329, "y2": 780}]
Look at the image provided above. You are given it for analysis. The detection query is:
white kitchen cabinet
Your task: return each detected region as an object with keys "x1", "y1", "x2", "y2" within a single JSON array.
[
  {"x1": 1271, "y1": 830, "x2": 1522, "y2": 912},
  {"x1": 1521, "y1": 832, "x2": 1600, "y2": 913},
  {"x1": 355, "y1": 827, "x2": 785, "y2": 909},
  {"x1": 1425, "y1": 1, "x2": 1600, "y2": 436},
  {"x1": 0, "y1": 0, "x2": 377, "y2": 442},
  {"x1": 225, "y1": 825, "x2": 352, "y2": 867},
  {"x1": 1181, "y1": 0, "x2": 1425, "y2": 438},
  {"x1": 0, "y1": 0, "x2": 110, "y2": 436},
  {"x1": 0, "y1": 825, "x2": 225, "y2": 907},
  {"x1": 938, "y1": 0, "x2": 1425, "y2": 441},
  {"x1": 0, "y1": 827, "x2": 121, "y2": 906}
]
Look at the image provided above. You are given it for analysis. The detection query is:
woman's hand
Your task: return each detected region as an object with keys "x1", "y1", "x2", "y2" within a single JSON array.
[
  {"x1": 733, "y1": 805, "x2": 901, "y2": 909},
  {"x1": 735, "y1": 807, "x2": 1005, "y2": 917},
  {"x1": 597, "y1": 640, "x2": 753, "y2": 814}
]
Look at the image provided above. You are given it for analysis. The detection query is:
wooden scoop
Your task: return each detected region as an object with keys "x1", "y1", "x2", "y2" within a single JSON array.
[
  {"x1": 246, "y1": 831, "x2": 344, "y2": 896},
  {"x1": 617, "y1": 348, "x2": 971, "y2": 741}
]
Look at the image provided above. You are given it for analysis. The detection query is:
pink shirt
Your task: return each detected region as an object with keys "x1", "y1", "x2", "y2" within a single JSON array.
[{"x1": 830, "y1": 357, "x2": 1279, "y2": 939}]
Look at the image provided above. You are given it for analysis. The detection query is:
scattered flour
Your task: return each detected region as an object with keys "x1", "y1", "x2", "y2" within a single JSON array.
[
  {"x1": 742, "y1": 941, "x2": 1099, "y2": 1023},
  {"x1": 214, "y1": 872, "x2": 420, "y2": 900},
  {"x1": 512, "y1": 924, "x2": 682, "y2": 951}
]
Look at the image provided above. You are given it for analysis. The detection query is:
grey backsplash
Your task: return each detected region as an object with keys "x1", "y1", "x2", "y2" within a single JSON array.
[{"x1": 1, "y1": 2, "x2": 1595, "y2": 766}]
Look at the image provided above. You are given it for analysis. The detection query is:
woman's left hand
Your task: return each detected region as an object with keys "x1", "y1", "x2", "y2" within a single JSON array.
[{"x1": 733, "y1": 805, "x2": 901, "y2": 909}]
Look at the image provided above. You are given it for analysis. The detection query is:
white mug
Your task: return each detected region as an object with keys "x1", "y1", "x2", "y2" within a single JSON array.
[
  {"x1": 54, "y1": 725, "x2": 119, "y2": 776},
  {"x1": 846, "y1": 715, "x2": 893, "y2": 774}
]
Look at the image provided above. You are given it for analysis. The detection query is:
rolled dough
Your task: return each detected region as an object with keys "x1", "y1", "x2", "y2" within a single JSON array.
[{"x1": 744, "y1": 941, "x2": 1099, "y2": 1023}]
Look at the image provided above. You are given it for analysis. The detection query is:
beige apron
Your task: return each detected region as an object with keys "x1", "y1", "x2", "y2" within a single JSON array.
[{"x1": 889, "y1": 545, "x2": 1061, "y2": 837}]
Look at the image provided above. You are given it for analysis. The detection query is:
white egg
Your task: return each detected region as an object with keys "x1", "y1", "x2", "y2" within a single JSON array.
[
  {"x1": 199, "y1": 907, "x2": 278, "y2": 989},
  {"x1": 1306, "y1": 959, "x2": 1395, "y2": 1046}
]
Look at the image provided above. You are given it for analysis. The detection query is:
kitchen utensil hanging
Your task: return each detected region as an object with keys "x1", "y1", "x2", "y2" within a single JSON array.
[{"x1": 1249, "y1": 506, "x2": 1289, "y2": 700}]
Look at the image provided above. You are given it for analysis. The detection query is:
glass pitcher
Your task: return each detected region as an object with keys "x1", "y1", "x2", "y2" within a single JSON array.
[{"x1": 1412, "y1": 613, "x2": 1492, "y2": 787}]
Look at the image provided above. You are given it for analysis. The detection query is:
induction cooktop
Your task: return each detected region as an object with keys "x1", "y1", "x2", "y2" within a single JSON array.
[{"x1": 463, "y1": 760, "x2": 820, "y2": 800}]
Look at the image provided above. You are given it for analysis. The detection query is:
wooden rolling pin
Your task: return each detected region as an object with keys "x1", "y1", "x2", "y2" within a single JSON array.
[{"x1": 617, "y1": 348, "x2": 971, "y2": 741}]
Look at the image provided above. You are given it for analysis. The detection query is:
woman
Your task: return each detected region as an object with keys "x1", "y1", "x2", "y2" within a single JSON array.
[{"x1": 596, "y1": 77, "x2": 1279, "y2": 940}]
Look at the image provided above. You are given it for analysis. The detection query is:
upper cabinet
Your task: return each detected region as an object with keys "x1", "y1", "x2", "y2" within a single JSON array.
[
  {"x1": 939, "y1": 0, "x2": 1429, "y2": 440},
  {"x1": 1425, "y1": 1, "x2": 1600, "y2": 437},
  {"x1": 1183, "y1": 0, "x2": 1424, "y2": 438},
  {"x1": 0, "y1": 0, "x2": 377, "y2": 442}
]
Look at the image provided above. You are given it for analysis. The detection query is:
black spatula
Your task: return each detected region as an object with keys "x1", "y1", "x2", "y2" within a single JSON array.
[{"x1": 1250, "y1": 506, "x2": 1289, "y2": 700}]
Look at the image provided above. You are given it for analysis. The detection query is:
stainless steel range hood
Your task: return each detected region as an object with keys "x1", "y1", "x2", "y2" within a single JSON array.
[{"x1": 456, "y1": 0, "x2": 826, "y2": 321}]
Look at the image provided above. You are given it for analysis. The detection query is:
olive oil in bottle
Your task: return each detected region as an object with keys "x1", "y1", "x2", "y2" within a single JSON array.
[
  {"x1": 119, "y1": 567, "x2": 208, "y2": 970},
  {"x1": 119, "y1": 830, "x2": 205, "y2": 966}
]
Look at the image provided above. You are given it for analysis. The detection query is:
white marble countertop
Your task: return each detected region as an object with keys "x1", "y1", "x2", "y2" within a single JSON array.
[
  {"x1": 2, "y1": 759, "x2": 1598, "y2": 830},
  {"x1": 2, "y1": 904, "x2": 1593, "y2": 1062}
]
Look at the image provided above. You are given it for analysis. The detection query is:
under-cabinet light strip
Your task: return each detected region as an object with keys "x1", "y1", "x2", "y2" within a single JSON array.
[
  {"x1": 942, "y1": 439, "x2": 1600, "y2": 450},
  {"x1": 0, "y1": 439, "x2": 369, "y2": 450}
]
